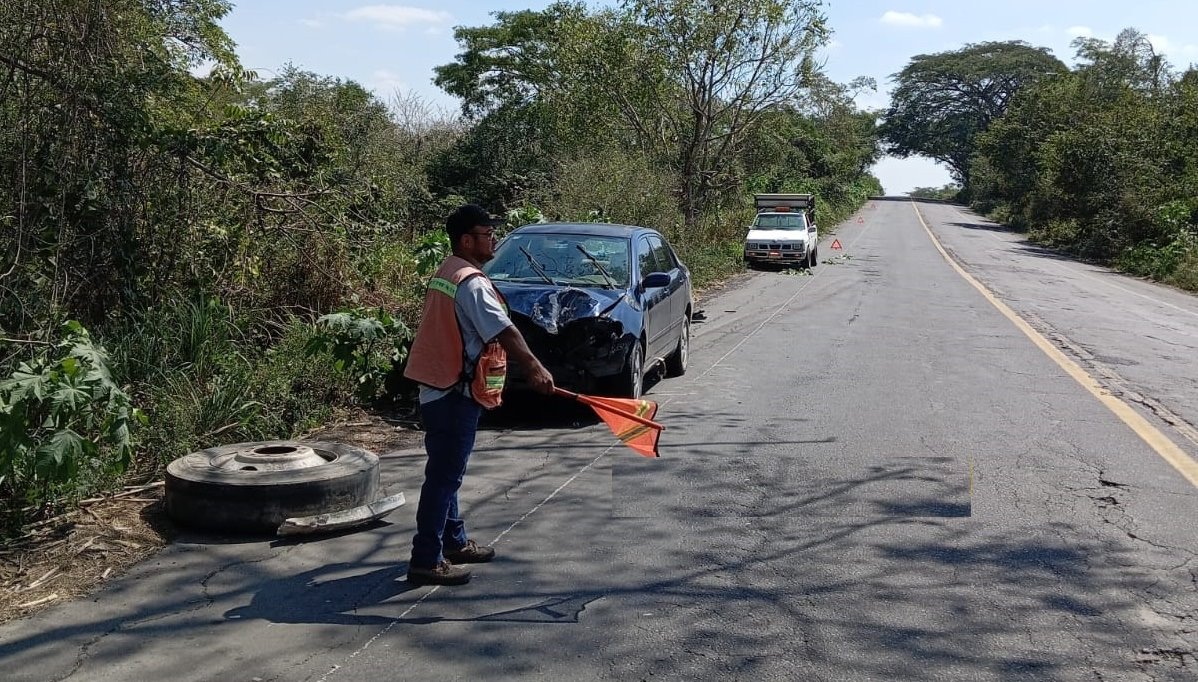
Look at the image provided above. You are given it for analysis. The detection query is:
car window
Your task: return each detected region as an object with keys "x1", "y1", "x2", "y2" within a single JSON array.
[
  {"x1": 648, "y1": 235, "x2": 675, "y2": 271},
  {"x1": 638, "y1": 236, "x2": 663, "y2": 276},
  {"x1": 753, "y1": 213, "x2": 807, "y2": 230},
  {"x1": 483, "y1": 232, "x2": 631, "y2": 287}
]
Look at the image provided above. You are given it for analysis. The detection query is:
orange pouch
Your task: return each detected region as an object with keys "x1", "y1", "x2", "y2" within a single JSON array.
[{"x1": 471, "y1": 341, "x2": 507, "y2": 409}]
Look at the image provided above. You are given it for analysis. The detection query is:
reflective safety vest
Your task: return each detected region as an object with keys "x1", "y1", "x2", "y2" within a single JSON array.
[{"x1": 404, "y1": 255, "x2": 509, "y2": 409}]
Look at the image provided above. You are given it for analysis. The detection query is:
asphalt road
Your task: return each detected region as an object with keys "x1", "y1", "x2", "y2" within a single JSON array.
[{"x1": 3, "y1": 199, "x2": 1197, "y2": 681}]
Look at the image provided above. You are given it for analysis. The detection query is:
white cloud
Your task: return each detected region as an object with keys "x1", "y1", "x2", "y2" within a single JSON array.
[
  {"x1": 1066, "y1": 26, "x2": 1093, "y2": 38},
  {"x1": 1145, "y1": 34, "x2": 1198, "y2": 60},
  {"x1": 345, "y1": 5, "x2": 451, "y2": 30},
  {"x1": 1147, "y1": 34, "x2": 1172, "y2": 53},
  {"x1": 879, "y1": 11, "x2": 943, "y2": 29},
  {"x1": 854, "y1": 89, "x2": 890, "y2": 111},
  {"x1": 299, "y1": 18, "x2": 323, "y2": 29},
  {"x1": 368, "y1": 69, "x2": 408, "y2": 94}
]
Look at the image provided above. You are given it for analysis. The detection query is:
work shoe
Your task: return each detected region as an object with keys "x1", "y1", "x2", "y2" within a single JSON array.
[
  {"x1": 443, "y1": 539, "x2": 496, "y2": 564},
  {"x1": 407, "y1": 560, "x2": 471, "y2": 586}
]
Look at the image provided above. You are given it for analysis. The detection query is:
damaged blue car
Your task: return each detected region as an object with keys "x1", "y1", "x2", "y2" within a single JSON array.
[{"x1": 483, "y1": 223, "x2": 693, "y2": 398}]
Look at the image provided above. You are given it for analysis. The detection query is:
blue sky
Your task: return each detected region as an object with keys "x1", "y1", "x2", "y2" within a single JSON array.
[{"x1": 218, "y1": 1, "x2": 1198, "y2": 194}]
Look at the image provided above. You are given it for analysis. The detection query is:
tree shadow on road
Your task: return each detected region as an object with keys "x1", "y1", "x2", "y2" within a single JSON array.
[{"x1": 3, "y1": 405, "x2": 1194, "y2": 682}]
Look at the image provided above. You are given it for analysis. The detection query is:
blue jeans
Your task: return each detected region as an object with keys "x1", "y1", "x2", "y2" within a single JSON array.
[{"x1": 410, "y1": 391, "x2": 483, "y2": 568}]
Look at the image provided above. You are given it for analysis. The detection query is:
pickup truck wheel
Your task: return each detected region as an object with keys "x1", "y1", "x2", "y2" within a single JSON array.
[
  {"x1": 665, "y1": 316, "x2": 690, "y2": 377},
  {"x1": 808, "y1": 247, "x2": 818, "y2": 268}
]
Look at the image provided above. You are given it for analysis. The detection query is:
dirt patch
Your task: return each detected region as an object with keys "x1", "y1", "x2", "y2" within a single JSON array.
[
  {"x1": 0, "y1": 407, "x2": 423, "y2": 625},
  {"x1": 0, "y1": 485, "x2": 173, "y2": 625},
  {"x1": 300, "y1": 407, "x2": 425, "y2": 453}
]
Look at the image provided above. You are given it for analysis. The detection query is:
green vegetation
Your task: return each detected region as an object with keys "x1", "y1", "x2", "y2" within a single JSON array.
[
  {"x1": 881, "y1": 41, "x2": 1066, "y2": 192},
  {"x1": 884, "y1": 29, "x2": 1198, "y2": 291},
  {"x1": 908, "y1": 185, "x2": 962, "y2": 202},
  {"x1": 969, "y1": 29, "x2": 1198, "y2": 289},
  {"x1": 0, "y1": 0, "x2": 880, "y2": 526}
]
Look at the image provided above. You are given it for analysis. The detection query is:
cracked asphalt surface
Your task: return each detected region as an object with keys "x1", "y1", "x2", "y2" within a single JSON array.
[{"x1": 2, "y1": 199, "x2": 1197, "y2": 681}]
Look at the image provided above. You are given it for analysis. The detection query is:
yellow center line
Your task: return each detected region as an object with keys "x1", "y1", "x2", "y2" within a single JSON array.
[{"x1": 913, "y1": 202, "x2": 1198, "y2": 489}]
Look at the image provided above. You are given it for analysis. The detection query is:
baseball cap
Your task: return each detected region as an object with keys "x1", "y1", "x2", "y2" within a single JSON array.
[{"x1": 447, "y1": 203, "x2": 503, "y2": 241}]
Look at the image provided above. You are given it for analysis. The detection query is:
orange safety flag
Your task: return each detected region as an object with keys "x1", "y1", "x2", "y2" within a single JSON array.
[{"x1": 553, "y1": 388, "x2": 664, "y2": 457}]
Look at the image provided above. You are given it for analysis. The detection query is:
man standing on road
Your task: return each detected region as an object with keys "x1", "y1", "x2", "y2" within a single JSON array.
[{"x1": 402, "y1": 203, "x2": 555, "y2": 586}]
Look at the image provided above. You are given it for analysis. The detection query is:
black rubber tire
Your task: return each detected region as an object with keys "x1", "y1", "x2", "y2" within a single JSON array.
[
  {"x1": 665, "y1": 315, "x2": 689, "y2": 378},
  {"x1": 165, "y1": 441, "x2": 379, "y2": 534},
  {"x1": 809, "y1": 246, "x2": 818, "y2": 268},
  {"x1": 611, "y1": 342, "x2": 644, "y2": 399}
]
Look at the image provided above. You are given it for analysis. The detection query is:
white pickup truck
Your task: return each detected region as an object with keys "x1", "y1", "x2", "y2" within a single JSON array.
[{"x1": 743, "y1": 193, "x2": 819, "y2": 268}]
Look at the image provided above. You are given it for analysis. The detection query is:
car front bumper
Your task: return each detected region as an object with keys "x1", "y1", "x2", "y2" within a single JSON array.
[
  {"x1": 504, "y1": 315, "x2": 633, "y2": 393},
  {"x1": 744, "y1": 245, "x2": 807, "y2": 263}
]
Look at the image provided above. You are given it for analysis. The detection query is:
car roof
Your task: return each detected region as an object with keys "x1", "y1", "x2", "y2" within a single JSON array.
[{"x1": 508, "y1": 222, "x2": 661, "y2": 238}]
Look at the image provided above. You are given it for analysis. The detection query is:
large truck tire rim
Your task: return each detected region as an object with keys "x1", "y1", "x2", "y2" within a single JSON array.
[{"x1": 165, "y1": 441, "x2": 379, "y2": 534}]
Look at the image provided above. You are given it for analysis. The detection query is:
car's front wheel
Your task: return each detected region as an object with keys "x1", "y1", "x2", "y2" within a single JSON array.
[
  {"x1": 612, "y1": 342, "x2": 644, "y2": 399},
  {"x1": 665, "y1": 315, "x2": 689, "y2": 377}
]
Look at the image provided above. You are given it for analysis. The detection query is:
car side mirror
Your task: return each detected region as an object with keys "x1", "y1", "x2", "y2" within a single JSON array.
[{"x1": 642, "y1": 272, "x2": 671, "y2": 289}]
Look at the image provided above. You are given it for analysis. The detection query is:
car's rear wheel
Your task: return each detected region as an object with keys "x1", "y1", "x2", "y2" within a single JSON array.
[{"x1": 665, "y1": 315, "x2": 689, "y2": 377}]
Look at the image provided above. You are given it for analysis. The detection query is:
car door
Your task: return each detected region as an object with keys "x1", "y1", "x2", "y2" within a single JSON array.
[
  {"x1": 647, "y1": 234, "x2": 686, "y2": 339},
  {"x1": 636, "y1": 235, "x2": 672, "y2": 360}
]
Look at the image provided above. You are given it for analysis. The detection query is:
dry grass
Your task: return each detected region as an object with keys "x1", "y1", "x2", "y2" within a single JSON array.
[{"x1": 0, "y1": 485, "x2": 173, "y2": 624}]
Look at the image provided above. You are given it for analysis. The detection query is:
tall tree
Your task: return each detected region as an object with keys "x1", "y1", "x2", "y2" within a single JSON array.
[
  {"x1": 880, "y1": 41, "x2": 1065, "y2": 189},
  {"x1": 434, "y1": 0, "x2": 832, "y2": 232},
  {"x1": 603, "y1": 0, "x2": 830, "y2": 229}
]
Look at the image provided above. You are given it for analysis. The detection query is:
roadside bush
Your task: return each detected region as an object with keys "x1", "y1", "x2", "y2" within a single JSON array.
[
  {"x1": 1115, "y1": 239, "x2": 1189, "y2": 281},
  {"x1": 305, "y1": 308, "x2": 412, "y2": 403},
  {"x1": 0, "y1": 322, "x2": 143, "y2": 512},
  {"x1": 1029, "y1": 219, "x2": 1082, "y2": 249},
  {"x1": 131, "y1": 315, "x2": 361, "y2": 471},
  {"x1": 537, "y1": 150, "x2": 680, "y2": 233},
  {"x1": 1168, "y1": 246, "x2": 1198, "y2": 292}
]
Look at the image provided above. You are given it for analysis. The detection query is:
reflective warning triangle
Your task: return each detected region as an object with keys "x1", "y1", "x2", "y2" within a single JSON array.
[{"x1": 831, "y1": 239, "x2": 843, "y2": 250}]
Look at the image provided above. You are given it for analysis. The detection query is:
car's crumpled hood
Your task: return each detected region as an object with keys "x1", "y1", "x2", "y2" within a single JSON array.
[
  {"x1": 746, "y1": 229, "x2": 807, "y2": 242},
  {"x1": 496, "y1": 284, "x2": 627, "y2": 335}
]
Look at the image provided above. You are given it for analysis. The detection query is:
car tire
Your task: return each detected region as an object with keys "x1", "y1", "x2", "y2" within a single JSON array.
[
  {"x1": 611, "y1": 342, "x2": 644, "y2": 399},
  {"x1": 665, "y1": 315, "x2": 689, "y2": 377},
  {"x1": 165, "y1": 441, "x2": 380, "y2": 534}
]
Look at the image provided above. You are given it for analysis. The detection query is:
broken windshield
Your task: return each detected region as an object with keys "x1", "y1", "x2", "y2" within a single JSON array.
[{"x1": 486, "y1": 234, "x2": 631, "y2": 287}]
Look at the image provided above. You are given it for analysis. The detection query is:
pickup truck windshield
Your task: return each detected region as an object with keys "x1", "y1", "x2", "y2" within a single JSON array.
[{"x1": 753, "y1": 213, "x2": 807, "y2": 230}]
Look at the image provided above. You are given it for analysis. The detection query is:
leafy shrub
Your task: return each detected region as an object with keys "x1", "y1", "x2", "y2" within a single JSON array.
[
  {"x1": 414, "y1": 230, "x2": 450, "y2": 276},
  {"x1": 306, "y1": 308, "x2": 412, "y2": 402},
  {"x1": 0, "y1": 322, "x2": 144, "y2": 502},
  {"x1": 1168, "y1": 245, "x2": 1198, "y2": 292},
  {"x1": 1116, "y1": 239, "x2": 1188, "y2": 280}
]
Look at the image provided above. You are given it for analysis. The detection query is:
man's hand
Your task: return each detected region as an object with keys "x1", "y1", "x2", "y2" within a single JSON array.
[
  {"x1": 525, "y1": 360, "x2": 555, "y2": 395},
  {"x1": 497, "y1": 325, "x2": 555, "y2": 395}
]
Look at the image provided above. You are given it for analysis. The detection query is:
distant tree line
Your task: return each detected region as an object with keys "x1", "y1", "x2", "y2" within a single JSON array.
[{"x1": 882, "y1": 30, "x2": 1198, "y2": 289}]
